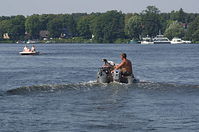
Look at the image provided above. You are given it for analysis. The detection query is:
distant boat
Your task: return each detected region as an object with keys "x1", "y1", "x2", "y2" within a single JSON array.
[
  {"x1": 171, "y1": 37, "x2": 191, "y2": 44},
  {"x1": 141, "y1": 35, "x2": 154, "y2": 44},
  {"x1": 16, "y1": 40, "x2": 26, "y2": 44},
  {"x1": 19, "y1": 45, "x2": 39, "y2": 55},
  {"x1": 129, "y1": 39, "x2": 139, "y2": 44},
  {"x1": 26, "y1": 40, "x2": 39, "y2": 44},
  {"x1": 153, "y1": 35, "x2": 171, "y2": 44}
]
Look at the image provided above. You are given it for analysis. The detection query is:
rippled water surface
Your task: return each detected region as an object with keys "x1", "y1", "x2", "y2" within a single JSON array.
[{"x1": 1, "y1": 43, "x2": 199, "y2": 132}]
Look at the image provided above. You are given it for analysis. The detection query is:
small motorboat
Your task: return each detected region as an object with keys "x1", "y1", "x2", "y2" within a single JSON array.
[
  {"x1": 19, "y1": 51, "x2": 39, "y2": 55},
  {"x1": 170, "y1": 37, "x2": 191, "y2": 44},
  {"x1": 20, "y1": 45, "x2": 39, "y2": 55},
  {"x1": 97, "y1": 59, "x2": 139, "y2": 84}
]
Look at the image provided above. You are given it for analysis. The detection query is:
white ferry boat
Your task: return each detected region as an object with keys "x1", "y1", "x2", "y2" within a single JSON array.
[
  {"x1": 141, "y1": 36, "x2": 154, "y2": 44},
  {"x1": 153, "y1": 35, "x2": 171, "y2": 44}
]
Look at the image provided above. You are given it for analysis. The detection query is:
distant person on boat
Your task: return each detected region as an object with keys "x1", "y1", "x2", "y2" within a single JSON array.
[
  {"x1": 23, "y1": 45, "x2": 30, "y2": 52},
  {"x1": 112, "y1": 53, "x2": 134, "y2": 78},
  {"x1": 31, "y1": 45, "x2": 36, "y2": 52}
]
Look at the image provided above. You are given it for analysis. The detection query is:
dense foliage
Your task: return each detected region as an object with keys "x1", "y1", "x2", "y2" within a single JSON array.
[
  {"x1": 92, "y1": 11, "x2": 125, "y2": 43},
  {"x1": 0, "y1": 6, "x2": 199, "y2": 43}
]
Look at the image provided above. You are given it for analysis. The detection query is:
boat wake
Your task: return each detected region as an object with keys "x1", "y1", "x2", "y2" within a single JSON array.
[
  {"x1": 6, "y1": 80, "x2": 143, "y2": 95},
  {"x1": 6, "y1": 80, "x2": 199, "y2": 95},
  {"x1": 7, "y1": 81, "x2": 98, "y2": 95}
]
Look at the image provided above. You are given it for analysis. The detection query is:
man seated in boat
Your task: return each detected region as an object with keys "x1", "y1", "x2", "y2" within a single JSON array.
[
  {"x1": 31, "y1": 45, "x2": 36, "y2": 52},
  {"x1": 23, "y1": 45, "x2": 30, "y2": 52},
  {"x1": 112, "y1": 53, "x2": 134, "y2": 78}
]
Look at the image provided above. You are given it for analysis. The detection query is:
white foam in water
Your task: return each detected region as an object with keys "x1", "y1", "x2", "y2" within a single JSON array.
[{"x1": 80, "y1": 80, "x2": 97, "y2": 86}]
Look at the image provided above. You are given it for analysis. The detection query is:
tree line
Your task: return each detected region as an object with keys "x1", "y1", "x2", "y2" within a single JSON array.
[{"x1": 0, "y1": 6, "x2": 199, "y2": 43}]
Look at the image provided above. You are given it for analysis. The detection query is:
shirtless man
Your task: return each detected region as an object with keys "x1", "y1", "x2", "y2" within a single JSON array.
[
  {"x1": 23, "y1": 45, "x2": 30, "y2": 52},
  {"x1": 31, "y1": 45, "x2": 36, "y2": 52},
  {"x1": 112, "y1": 53, "x2": 134, "y2": 78}
]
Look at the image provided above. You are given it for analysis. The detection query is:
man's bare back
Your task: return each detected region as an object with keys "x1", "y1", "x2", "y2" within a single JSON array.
[
  {"x1": 120, "y1": 59, "x2": 132, "y2": 74},
  {"x1": 113, "y1": 53, "x2": 133, "y2": 75}
]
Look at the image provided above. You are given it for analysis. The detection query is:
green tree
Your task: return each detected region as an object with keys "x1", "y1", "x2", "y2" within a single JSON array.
[
  {"x1": 62, "y1": 14, "x2": 76, "y2": 37},
  {"x1": 0, "y1": 20, "x2": 9, "y2": 39},
  {"x1": 8, "y1": 15, "x2": 25, "y2": 40},
  {"x1": 77, "y1": 16, "x2": 92, "y2": 39},
  {"x1": 143, "y1": 6, "x2": 160, "y2": 14},
  {"x1": 47, "y1": 16, "x2": 63, "y2": 38},
  {"x1": 141, "y1": 6, "x2": 161, "y2": 37},
  {"x1": 186, "y1": 16, "x2": 199, "y2": 42},
  {"x1": 125, "y1": 15, "x2": 142, "y2": 40},
  {"x1": 159, "y1": 13, "x2": 171, "y2": 33},
  {"x1": 92, "y1": 10, "x2": 125, "y2": 43},
  {"x1": 25, "y1": 14, "x2": 41, "y2": 39},
  {"x1": 164, "y1": 21, "x2": 185, "y2": 40},
  {"x1": 39, "y1": 14, "x2": 55, "y2": 30},
  {"x1": 71, "y1": 13, "x2": 88, "y2": 22},
  {"x1": 0, "y1": 16, "x2": 25, "y2": 40},
  {"x1": 47, "y1": 14, "x2": 76, "y2": 38},
  {"x1": 186, "y1": 13, "x2": 198, "y2": 23},
  {"x1": 170, "y1": 8, "x2": 187, "y2": 23}
]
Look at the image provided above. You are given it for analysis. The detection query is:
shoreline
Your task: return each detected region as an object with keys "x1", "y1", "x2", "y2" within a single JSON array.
[{"x1": 0, "y1": 38, "x2": 131, "y2": 44}]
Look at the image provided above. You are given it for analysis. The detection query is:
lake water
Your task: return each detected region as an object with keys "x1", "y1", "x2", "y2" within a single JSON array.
[{"x1": 0, "y1": 43, "x2": 199, "y2": 131}]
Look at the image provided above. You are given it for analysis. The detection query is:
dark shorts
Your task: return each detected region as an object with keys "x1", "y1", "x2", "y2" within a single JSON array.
[{"x1": 121, "y1": 72, "x2": 134, "y2": 78}]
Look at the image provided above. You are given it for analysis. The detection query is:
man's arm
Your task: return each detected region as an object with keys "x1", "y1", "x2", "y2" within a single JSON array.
[{"x1": 115, "y1": 61, "x2": 125, "y2": 70}]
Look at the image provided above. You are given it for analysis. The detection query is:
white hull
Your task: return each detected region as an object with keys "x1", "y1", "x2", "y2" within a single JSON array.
[
  {"x1": 141, "y1": 41, "x2": 154, "y2": 44},
  {"x1": 19, "y1": 51, "x2": 39, "y2": 55},
  {"x1": 154, "y1": 41, "x2": 171, "y2": 44}
]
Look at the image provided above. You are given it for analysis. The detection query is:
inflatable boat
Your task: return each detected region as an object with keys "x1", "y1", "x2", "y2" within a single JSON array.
[{"x1": 97, "y1": 59, "x2": 139, "y2": 84}]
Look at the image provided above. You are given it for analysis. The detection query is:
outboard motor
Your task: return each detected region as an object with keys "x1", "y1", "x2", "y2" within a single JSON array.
[
  {"x1": 112, "y1": 70, "x2": 120, "y2": 82},
  {"x1": 97, "y1": 59, "x2": 115, "y2": 83},
  {"x1": 112, "y1": 70, "x2": 135, "y2": 84},
  {"x1": 112, "y1": 70, "x2": 130, "y2": 84},
  {"x1": 97, "y1": 67, "x2": 112, "y2": 83}
]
